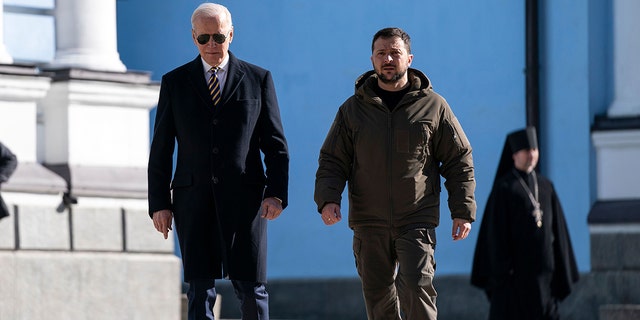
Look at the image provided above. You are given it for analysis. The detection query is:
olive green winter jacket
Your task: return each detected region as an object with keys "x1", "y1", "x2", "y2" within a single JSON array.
[{"x1": 314, "y1": 68, "x2": 476, "y2": 229}]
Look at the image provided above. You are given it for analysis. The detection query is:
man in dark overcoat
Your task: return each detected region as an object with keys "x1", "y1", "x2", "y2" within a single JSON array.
[{"x1": 147, "y1": 3, "x2": 289, "y2": 320}]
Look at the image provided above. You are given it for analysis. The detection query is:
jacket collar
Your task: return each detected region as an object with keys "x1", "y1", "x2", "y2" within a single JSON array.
[{"x1": 354, "y1": 68, "x2": 432, "y2": 95}]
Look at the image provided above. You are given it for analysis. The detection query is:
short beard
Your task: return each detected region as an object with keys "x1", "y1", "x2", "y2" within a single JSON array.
[{"x1": 376, "y1": 69, "x2": 407, "y2": 84}]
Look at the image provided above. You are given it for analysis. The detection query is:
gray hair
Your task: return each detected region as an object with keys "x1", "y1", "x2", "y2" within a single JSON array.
[{"x1": 191, "y1": 3, "x2": 233, "y2": 32}]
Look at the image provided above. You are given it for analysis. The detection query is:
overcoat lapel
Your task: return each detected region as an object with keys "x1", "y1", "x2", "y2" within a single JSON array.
[
  {"x1": 187, "y1": 57, "x2": 214, "y2": 111},
  {"x1": 218, "y1": 52, "x2": 245, "y2": 108},
  {"x1": 186, "y1": 53, "x2": 247, "y2": 113}
]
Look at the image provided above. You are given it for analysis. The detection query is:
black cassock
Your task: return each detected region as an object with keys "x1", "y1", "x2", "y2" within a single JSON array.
[{"x1": 471, "y1": 169, "x2": 579, "y2": 320}]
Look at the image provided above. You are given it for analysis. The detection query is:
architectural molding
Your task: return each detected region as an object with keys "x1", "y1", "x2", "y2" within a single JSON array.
[
  {"x1": 588, "y1": 200, "x2": 640, "y2": 225},
  {"x1": 591, "y1": 129, "x2": 640, "y2": 200}
]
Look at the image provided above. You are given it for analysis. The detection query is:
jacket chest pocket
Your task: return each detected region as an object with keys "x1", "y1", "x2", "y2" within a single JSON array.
[{"x1": 397, "y1": 121, "x2": 432, "y2": 158}]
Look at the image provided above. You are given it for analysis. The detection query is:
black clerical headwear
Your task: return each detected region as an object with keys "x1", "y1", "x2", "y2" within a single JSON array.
[
  {"x1": 507, "y1": 126, "x2": 538, "y2": 152},
  {"x1": 492, "y1": 126, "x2": 538, "y2": 186}
]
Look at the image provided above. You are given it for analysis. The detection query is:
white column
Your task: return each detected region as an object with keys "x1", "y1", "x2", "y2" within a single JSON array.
[
  {"x1": 0, "y1": 0, "x2": 15, "y2": 64},
  {"x1": 49, "y1": 0, "x2": 126, "y2": 72},
  {"x1": 608, "y1": 0, "x2": 640, "y2": 117}
]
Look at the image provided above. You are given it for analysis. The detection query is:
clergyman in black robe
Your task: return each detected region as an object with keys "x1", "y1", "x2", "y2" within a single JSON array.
[{"x1": 471, "y1": 127, "x2": 579, "y2": 320}]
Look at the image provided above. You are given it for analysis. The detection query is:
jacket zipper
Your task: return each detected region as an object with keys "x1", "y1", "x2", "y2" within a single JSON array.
[{"x1": 387, "y1": 111, "x2": 394, "y2": 227}]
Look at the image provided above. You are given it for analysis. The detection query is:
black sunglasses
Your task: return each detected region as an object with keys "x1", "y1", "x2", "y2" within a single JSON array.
[{"x1": 196, "y1": 33, "x2": 228, "y2": 45}]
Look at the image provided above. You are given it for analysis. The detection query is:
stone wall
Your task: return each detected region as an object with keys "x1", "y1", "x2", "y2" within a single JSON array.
[
  {"x1": 0, "y1": 193, "x2": 182, "y2": 320},
  {"x1": 212, "y1": 272, "x2": 639, "y2": 320}
]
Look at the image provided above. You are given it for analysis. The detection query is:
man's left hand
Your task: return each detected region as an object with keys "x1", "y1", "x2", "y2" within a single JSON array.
[{"x1": 261, "y1": 197, "x2": 283, "y2": 220}]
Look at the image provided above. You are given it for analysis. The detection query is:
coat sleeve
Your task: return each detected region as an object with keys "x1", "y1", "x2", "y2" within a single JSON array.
[
  {"x1": 433, "y1": 101, "x2": 476, "y2": 222},
  {"x1": 147, "y1": 75, "x2": 177, "y2": 217},
  {"x1": 314, "y1": 108, "x2": 352, "y2": 213},
  {"x1": 470, "y1": 192, "x2": 493, "y2": 293},
  {"x1": 258, "y1": 71, "x2": 290, "y2": 208},
  {"x1": 471, "y1": 182, "x2": 513, "y2": 297},
  {"x1": 550, "y1": 187, "x2": 580, "y2": 300}
]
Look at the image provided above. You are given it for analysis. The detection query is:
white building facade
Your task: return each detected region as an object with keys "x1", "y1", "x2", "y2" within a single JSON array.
[{"x1": 0, "y1": 1, "x2": 181, "y2": 319}]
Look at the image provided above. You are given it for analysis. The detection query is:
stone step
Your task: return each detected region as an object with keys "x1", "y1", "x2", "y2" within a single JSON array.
[{"x1": 599, "y1": 304, "x2": 640, "y2": 320}]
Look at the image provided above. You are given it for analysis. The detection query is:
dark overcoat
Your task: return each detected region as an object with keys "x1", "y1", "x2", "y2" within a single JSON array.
[
  {"x1": 0, "y1": 141, "x2": 18, "y2": 220},
  {"x1": 147, "y1": 52, "x2": 289, "y2": 282}
]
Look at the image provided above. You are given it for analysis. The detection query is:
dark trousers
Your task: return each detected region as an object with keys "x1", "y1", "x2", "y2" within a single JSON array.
[
  {"x1": 353, "y1": 227, "x2": 438, "y2": 320},
  {"x1": 187, "y1": 279, "x2": 269, "y2": 320}
]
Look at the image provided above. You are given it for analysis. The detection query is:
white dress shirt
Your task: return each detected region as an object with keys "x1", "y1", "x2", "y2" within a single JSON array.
[{"x1": 201, "y1": 55, "x2": 229, "y2": 94}]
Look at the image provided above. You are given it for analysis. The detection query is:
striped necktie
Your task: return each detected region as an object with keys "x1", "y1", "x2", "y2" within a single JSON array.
[{"x1": 208, "y1": 67, "x2": 221, "y2": 106}]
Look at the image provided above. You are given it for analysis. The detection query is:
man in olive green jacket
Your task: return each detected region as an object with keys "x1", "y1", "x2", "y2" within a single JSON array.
[{"x1": 314, "y1": 27, "x2": 476, "y2": 320}]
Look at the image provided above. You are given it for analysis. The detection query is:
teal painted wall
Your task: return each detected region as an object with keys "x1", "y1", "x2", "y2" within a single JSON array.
[{"x1": 117, "y1": 0, "x2": 608, "y2": 278}]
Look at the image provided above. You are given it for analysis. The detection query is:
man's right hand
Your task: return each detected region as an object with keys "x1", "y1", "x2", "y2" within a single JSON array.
[{"x1": 152, "y1": 209, "x2": 173, "y2": 239}]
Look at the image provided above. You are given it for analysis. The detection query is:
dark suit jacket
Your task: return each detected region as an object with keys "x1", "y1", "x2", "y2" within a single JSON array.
[
  {"x1": 148, "y1": 52, "x2": 289, "y2": 282},
  {"x1": 0, "y1": 141, "x2": 18, "y2": 219}
]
